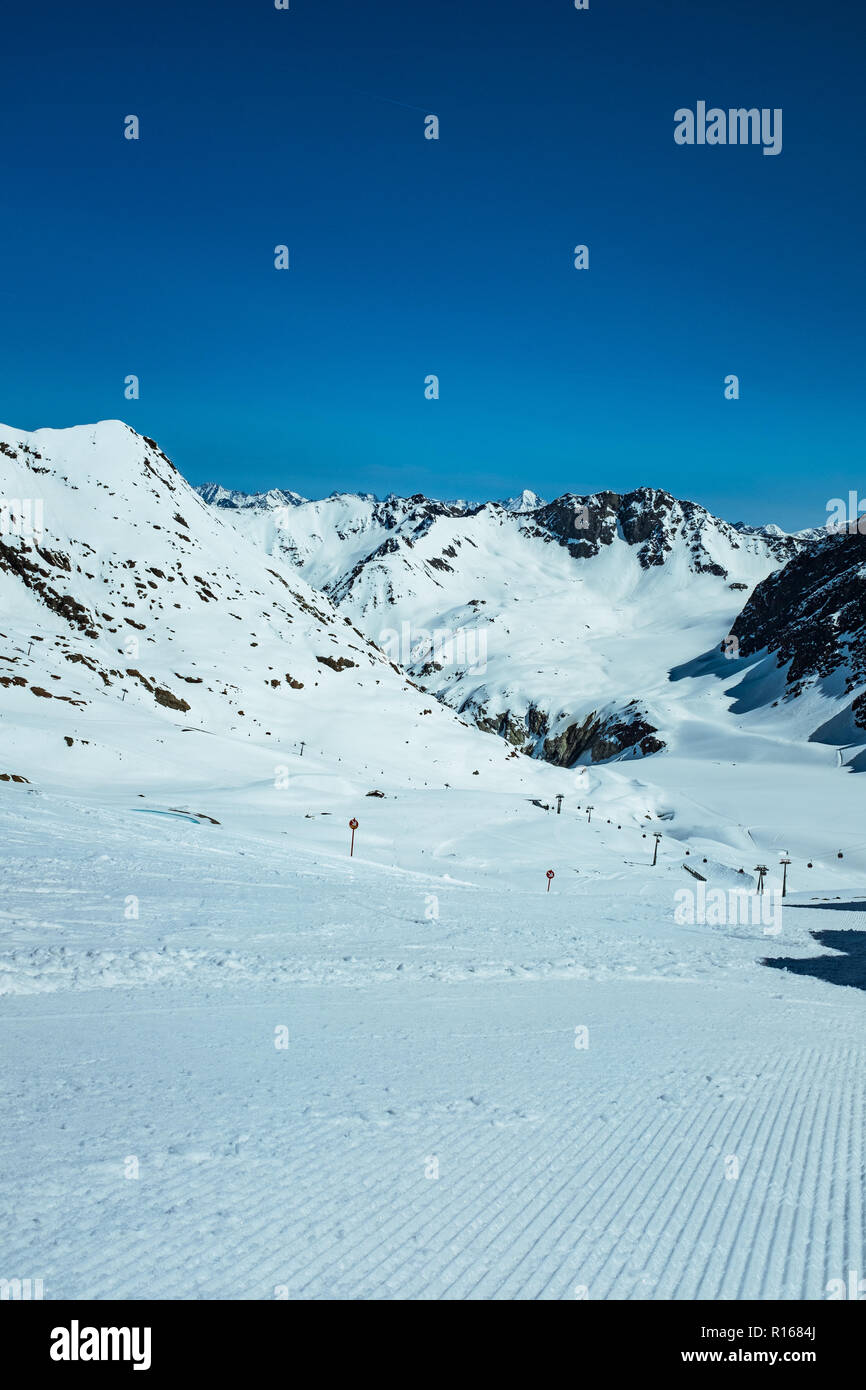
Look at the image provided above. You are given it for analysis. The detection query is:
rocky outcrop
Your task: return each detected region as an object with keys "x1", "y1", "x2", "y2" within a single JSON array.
[
  {"x1": 457, "y1": 692, "x2": 663, "y2": 766},
  {"x1": 729, "y1": 529, "x2": 866, "y2": 725},
  {"x1": 316, "y1": 655, "x2": 357, "y2": 672},
  {"x1": 522, "y1": 490, "x2": 800, "y2": 574},
  {"x1": 0, "y1": 541, "x2": 97, "y2": 636},
  {"x1": 154, "y1": 686, "x2": 191, "y2": 713},
  {"x1": 543, "y1": 703, "x2": 665, "y2": 766},
  {"x1": 457, "y1": 699, "x2": 550, "y2": 752}
]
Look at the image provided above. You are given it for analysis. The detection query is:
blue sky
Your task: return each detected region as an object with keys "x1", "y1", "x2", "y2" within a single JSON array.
[{"x1": 1, "y1": 0, "x2": 863, "y2": 528}]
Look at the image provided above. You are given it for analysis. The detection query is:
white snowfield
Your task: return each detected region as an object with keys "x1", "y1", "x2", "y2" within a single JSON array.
[
  {"x1": 0, "y1": 422, "x2": 864, "y2": 1300},
  {"x1": 198, "y1": 472, "x2": 811, "y2": 764}
]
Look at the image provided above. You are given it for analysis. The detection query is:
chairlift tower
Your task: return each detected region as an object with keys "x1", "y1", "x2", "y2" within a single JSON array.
[{"x1": 779, "y1": 857, "x2": 791, "y2": 898}]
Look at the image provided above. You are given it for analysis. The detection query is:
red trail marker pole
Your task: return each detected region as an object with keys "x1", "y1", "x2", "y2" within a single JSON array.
[
  {"x1": 546, "y1": 869, "x2": 555, "y2": 892},
  {"x1": 349, "y1": 818, "x2": 358, "y2": 856}
]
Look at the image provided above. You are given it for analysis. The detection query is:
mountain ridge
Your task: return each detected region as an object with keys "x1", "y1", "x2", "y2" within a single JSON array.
[
  {"x1": 0, "y1": 420, "x2": 546, "y2": 797},
  {"x1": 3, "y1": 419, "x2": 858, "y2": 785},
  {"x1": 194, "y1": 466, "x2": 826, "y2": 766}
]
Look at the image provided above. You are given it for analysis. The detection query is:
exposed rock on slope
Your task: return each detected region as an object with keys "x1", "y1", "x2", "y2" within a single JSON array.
[
  {"x1": 542, "y1": 703, "x2": 665, "y2": 766},
  {"x1": 523, "y1": 490, "x2": 799, "y2": 573},
  {"x1": 729, "y1": 529, "x2": 866, "y2": 731},
  {"x1": 198, "y1": 479, "x2": 805, "y2": 766},
  {"x1": 0, "y1": 422, "x2": 534, "y2": 793}
]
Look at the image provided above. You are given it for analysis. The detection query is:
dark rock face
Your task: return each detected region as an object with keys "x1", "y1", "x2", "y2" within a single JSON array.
[
  {"x1": 451, "y1": 699, "x2": 553, "y2": 755},
  {"x1": 521, "y1": 489, "x2": 799, "y2": 575},
  {"x1": 154, "y1": 686, "x2": 191, "y2": 713},
  {"x1": 542, "y1": 701, "x2": 665, "y2": 766},
  {"x1": 456, "y1": 692, "x2": 665, "y2": 767},
  {"x1": 316, "y1": 655, "x2": 357, "y2": 672},
  {"x1": 0, "y1": 541, "x2": 97, "y2": 636},
  {"x1": 527, "y1": 492, "x2": 620, "y2": 560},
  {"x1": 729, "y1": 530, "x2": 866, "y2": 722},
  {"x1": 464, "y1": 705, "x2": 532, "y2": 748},
  {"x1": 526, "y1": 703, "x2": 549, "y2": 738}
]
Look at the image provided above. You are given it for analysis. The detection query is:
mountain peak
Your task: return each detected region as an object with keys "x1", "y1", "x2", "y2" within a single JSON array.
[
  {"x1": 499, "y1": 489, "x2": 545, "y2": 513},
  {"x1": 195, "y1": 483, "x2": 308, "y2": 510}
]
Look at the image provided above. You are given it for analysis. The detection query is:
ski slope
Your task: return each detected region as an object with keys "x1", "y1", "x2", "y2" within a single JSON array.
[
  {"x1": 1, "y1": 420, "x2": 864, "y2": 1301},
  {"x1": 1, "y1": 762, "x2": 864, "y2": 1300}
]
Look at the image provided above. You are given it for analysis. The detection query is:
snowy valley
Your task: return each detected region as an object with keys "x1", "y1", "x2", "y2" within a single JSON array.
[{"x1": 2, "y1": 421, "x2": 865, "y2": 1300}]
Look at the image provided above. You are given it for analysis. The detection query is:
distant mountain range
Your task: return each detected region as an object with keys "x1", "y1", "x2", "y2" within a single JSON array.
[
  {"x1": 195, "y1": 482, "x2": 547, "y2": 514},
  {"x1": 0, "y1": 421, "x2": 862, "y2": 794},
  {"x1": 192, "y1": 475, "x2": 864, "y2": 766}
]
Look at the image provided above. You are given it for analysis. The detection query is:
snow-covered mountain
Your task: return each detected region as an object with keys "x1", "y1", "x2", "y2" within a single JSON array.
[
  {"x1": 0, "y1": 422, "x2": 553, "y2": 798},
  {"x1": 5, "y1": 421, "x2": 866, "y2": 1307},
  {"x1": 726, "y1": 526, "x2": 866, "y2": 750},
  {"x1": 196, "y1": 479, "x2": 813, "y2": 767},
  {"x1": 4, "y1": 423, "x2": 855, "y2": 794},
  {"x1": 499, "y1": 489, "x2": 545, "y2": 512},
  {"x1": 197, "y1": 481, "x2": 308, "y2": 510}
]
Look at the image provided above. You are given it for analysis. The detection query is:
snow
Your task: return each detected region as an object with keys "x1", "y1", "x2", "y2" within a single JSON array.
[
  {"x1": 499, "y1": 489, "x2": 545, "y2": 512},
  {"x1": 2, "y1": 421, "x2": 865, "y2": 1300},
  {"x1": 201, "y1": 480, "x2": 814, "y2": 763},
  {"x1": 2, "y1": 770, "x2": 864, "y2": 1299}
]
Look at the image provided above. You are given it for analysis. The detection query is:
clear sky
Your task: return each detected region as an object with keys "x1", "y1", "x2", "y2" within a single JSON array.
[{"x1": 2, "y1": 0, "x2": 863, "y2": 529}]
